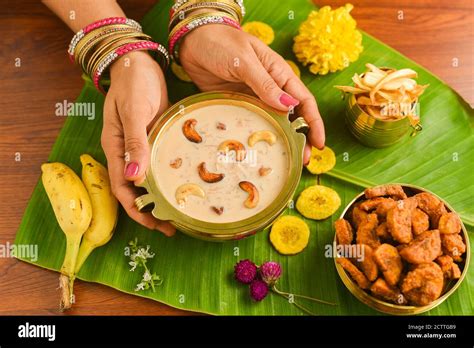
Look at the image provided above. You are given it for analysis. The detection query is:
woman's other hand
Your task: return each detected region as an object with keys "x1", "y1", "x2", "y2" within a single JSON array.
[
  {"x1": 101, "y1": 51, "x2": 175, "y2": 236},
  {"x1": 179, "y1": 25, "x2": 325, "y2": 163}
]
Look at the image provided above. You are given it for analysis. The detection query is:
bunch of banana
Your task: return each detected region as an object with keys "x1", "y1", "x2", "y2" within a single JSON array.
[{"x1": 41, "y1": 154, "x2": 118, "y2": 311}]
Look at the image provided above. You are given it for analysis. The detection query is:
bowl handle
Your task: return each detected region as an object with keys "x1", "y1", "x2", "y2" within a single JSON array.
[
  {"x1": 134, "y1": 193, "x2": 155, "y2": 212},
  {"x1": 291, "y1": 117, "x2": 309, "y2": 134}
]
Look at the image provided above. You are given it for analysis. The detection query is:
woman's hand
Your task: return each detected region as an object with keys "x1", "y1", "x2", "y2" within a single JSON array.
[
  {"x1": 101, "y1": 51, "x2": 175, "y2": 236},
  {"x1": 179, "y1": 25, "x2": 325, "y2": 162}
]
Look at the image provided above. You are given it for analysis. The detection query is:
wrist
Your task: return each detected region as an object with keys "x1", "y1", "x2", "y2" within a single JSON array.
[{"x1": 110, "y1": 50, "x2": 155, "y2": 79}]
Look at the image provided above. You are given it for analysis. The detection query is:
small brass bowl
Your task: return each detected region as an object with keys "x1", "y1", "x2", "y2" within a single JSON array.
[
  {"x1": 334, "y1": 184, "x2": 470, "y2": 315},
  {"x1": 134, "y1": 91, "x2": 308, "y2": 242},
  {"x1": 345, "y1": 92, "x2": 422, "y2": 148}
]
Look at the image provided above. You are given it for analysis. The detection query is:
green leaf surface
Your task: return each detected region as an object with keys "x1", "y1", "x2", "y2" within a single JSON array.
[{"x1": 15, "y1": 0, "x2": 473, "y2": 315}]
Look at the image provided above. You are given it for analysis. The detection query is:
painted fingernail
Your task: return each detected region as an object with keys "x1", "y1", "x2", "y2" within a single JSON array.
[
  {"x1": 124, "y1": 162, "x2": 139, "y2": 177},
  {"x1": 279, "y1": 93, "x2": 300, "y2": 107}
]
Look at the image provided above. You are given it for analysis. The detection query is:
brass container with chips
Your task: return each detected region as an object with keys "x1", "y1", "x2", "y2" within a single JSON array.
[
  {"x1": 334, "y1": 184, "x2": 470, "y2": 315},
  {"x1": 134, "y1": 92, "x2": 308, "y2": 242},
  {"x1": 345, "y1": 94, "x2": 422, "y2": 148}
]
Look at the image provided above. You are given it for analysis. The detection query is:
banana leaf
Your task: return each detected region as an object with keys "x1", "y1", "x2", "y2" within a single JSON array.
[{"x1": 14, "y1": 0, "x2": 474, "y2": 315}]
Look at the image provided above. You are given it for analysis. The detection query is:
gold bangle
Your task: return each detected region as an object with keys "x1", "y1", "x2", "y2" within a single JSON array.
[
  {"x1": 85, "y1": 32, "x2": 151, "y2": 75},
  {"x1": 89, "y1": 38, "x2": 145, "y2": 80},
  {"x1": 169, "y1": 0, "x2": 242, "y2": 30},
  {"x1": 172, "y1": 0, "x2": 245, "y2": 18},
  {"x1": 74, "y1": 27, "x2": 137, "y2": 64},
  {"x1": 75, "y1": 25, "x2": 137, "y2": 64}
]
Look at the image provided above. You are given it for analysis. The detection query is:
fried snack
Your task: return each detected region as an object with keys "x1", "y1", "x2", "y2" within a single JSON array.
[
  {"x1": 402, "y1": 197, "x2": 418, "y2": 211},
  {"x1": 337, "y1": 257, "x2": 371, "y2": 290},
  {"x1": 364, "y1": 184, "x2": 407, "y2": 200},
  {"x1": 435, "y1": 255, "x2": 462, "y2": 280},
  {"x1": 399, "y1": 230, "x2": 441, "y2": 264},
  {"x1": 286, "y1": 60, "x2": 301, "y2": 78},
  {"x1": 356, "y1": 244, "x2": 378, "y2": 281},
  {"x1": 270, "y1": 215, "x2": 310, "y2": 255},
  {"x1": 242, "y1": 21, "x2": 275, "y2": 45},
  {"x1": 359, "y1": 197, "x2": 393, "y2": 212},
  {"x1": 412, "y1": 208, "x2": 430, "y2": 236},
  {"x1": 356, "y1": 213, "x2": 380, "y2": 250},
  {"x1": 171, "y1": 61, "x2": 192, "y2": 82},
  {"x1": 305, "y1": 146, "x2": 336, "y2": 174},
  {"x1": 438, "y1": 212, "x2": 461, "y2": 234},
  {"x1": 441, "y1": 233, "x2": 466, "y2": 262},
  {"x1": 386, "y1": 204, "x2": 413, "y2": 244},
  {"x1": 296, "y1": 185, "x2": 341, "y2": 220},
  {"x1": 414, "y1": 192, "x2": 447, "y2": 228},
  {"x1": 401, "y1": 262, "x2": 444, "y2": 306},
  {"x1": 374, "y1": 244, "x2": 403, "y2": 287},
  {"x1": 375, "y1": 199, "x2": 397, "y2": 220},
  {"x1": 370, "y1": 278, "x2": 407, "y2": 305},
  {"x1": 376, "y1": 222, "x2": 391, "y2": 240},
  {"x1": 351, "y1": 203, "x2": 368, "y2": 229},
  {"x1": 335, "y1": 218, "x2": 353, "y2": 245}
]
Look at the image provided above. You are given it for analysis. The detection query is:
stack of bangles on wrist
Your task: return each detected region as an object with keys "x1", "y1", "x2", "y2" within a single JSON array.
[
  {"x1": 68, "y1": 16, "x2": 169, "y2": 93},
  {"x1": 168, "y1": 0, "x2": 245, "y2": 64}
]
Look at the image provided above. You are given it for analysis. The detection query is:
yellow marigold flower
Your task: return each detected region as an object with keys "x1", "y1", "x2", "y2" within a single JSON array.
[
  {"x1": 293, "y1": 4, "x2": 363, "y2": 75},
  {"x1": 242, "y1": 21, "x2": 275, "y2": 45}
]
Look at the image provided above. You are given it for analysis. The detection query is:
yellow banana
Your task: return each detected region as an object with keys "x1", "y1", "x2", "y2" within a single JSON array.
[
  {"x1": 74, "y1": 154, "x2": 118, "y2": 273},
  {"x1": 41, "y1": 162, "x2": 92, "y2": 310}
]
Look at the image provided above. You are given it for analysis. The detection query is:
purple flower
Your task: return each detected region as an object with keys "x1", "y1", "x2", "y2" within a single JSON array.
[
  {"x1": 260, "y1": 261, "x2": 282, "y2": 286},
  {"x1": 250, "y1": 279, "x2": 268, "y2": 301},
  {"x1": 234, "y1": 259, "x2": 257, "y2": 284}
]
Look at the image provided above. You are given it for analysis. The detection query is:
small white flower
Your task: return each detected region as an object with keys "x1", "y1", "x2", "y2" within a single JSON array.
[
  {"x1": 135, "y1": 282, "x2": 145, "y2": 292},
  {"x1": 130, "y1": 253, "x2": 137, "y2": 261},
  {"x1": 143, "y1": 270, "x2": 152, "y2": 282},
  {"x1": 129, "y1": 261, "x2": 137, "y2": 272}
]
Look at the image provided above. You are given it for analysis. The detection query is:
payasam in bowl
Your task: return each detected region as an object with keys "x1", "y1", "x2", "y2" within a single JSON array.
[{"x1": 134, "y1": 92, "x2": 308, "y2": 241}]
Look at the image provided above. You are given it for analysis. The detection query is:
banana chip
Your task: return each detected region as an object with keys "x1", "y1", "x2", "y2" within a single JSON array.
[
  {"x1": 171, "y1": 61, "x2": 192, "y2": 82},
  {"x1": 306, "y1": 146, "x2": 336, "y2": 174},
  {"x1": 296, "y1": 185, "x2": 341, "y2": 220},
  {"x1": 242, "y1": 21, "x2": 275, "y2": 45},
  {"x1": 335, "y1": 63, "x2": 428, "y2": 124},
  {"x1": 285, "y1": 60, "x2": 301, "y2": 78},
  {"x1": 270, "y1": 215, "x2": 310, "y2": 255}
]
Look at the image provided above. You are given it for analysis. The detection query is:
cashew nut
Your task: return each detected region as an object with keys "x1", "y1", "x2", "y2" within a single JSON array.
[
  {"x1": 175, "y1": 183, "x2": 205, "y2": 205},
  {"x1": 218, "y1": 140, "x2": 246, "y2": 161},
  {"x1": 239, "y1": 181, "x2": 259, "y2": 209},
  {"x1": 258, "y1": 166, "x2": 273, "y2": 177},
  {"x1": 170, "y1": 157, "x2": 182, "y2": 169},
  {"x1": 198, "y1": 162, "x2": 224, "y2": 183},
  {"x1": 248, "y1": 130, "x2": 277, "y2": 147},
  {"x1": 182, "y1": 119, "x2": 202, "y2": 143}
]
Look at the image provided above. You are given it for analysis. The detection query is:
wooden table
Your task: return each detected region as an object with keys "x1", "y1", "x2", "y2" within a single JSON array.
[{"x1": 0, "y1": 0, "x2": 472, "y2": 315}]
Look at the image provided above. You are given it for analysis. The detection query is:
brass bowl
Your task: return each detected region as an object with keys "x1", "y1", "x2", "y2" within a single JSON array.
[
  {"x1": 334, "y1": 184, "x2": 470, "y2": 315},
  {"x1": 134, "y1": 91, "x2": 308, "y2": 241},
  {"x1": 345, "y1": 92, "x2": 422, "y2": 148}
]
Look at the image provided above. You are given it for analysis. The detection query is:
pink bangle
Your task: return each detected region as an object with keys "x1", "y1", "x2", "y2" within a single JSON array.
[
  {"x1": 169, "y1": 15, "x2": 241, "y2": 63},
  {"x1": 68, "y1": 17, "x2": 142, "y2": 57},
  {"x1": 92, "y1": 40, "x2": 170, "y2": 94}
]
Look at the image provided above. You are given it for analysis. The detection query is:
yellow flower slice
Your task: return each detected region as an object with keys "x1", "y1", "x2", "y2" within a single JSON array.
[
  {"x1": 171, "y1": 61, "x2": 192, "y2": 82},
  {"x1": 296, "y1": 185, "x2": 341, "y2": 220},
  {"x1": 285, "y1": 60, "x2": 301, "y2": 78},
  {"x1": 270, "y1": 215, "x2": 310, "y2": 255},
  {"x1": 306, "y1": 146, "x2": 336, "y2": 174},
  {"x1": 242, "y1": 21, "x2": 275, "y2": 45}
]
